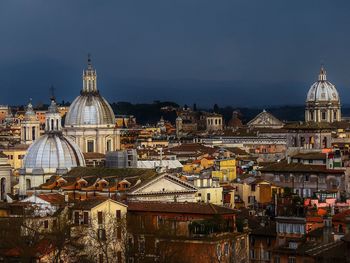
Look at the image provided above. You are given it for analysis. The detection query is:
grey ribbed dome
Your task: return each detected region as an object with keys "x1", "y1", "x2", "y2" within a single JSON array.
[
  {"x1": 64, "y1": 56, "x2": 115, "y2": 127},
  {"x1": 306, "y1": 67, "x2": 340, "y2": 103},
  {"x1": 65, "y1": 93, "x2": 115, "y2": 127},
  {"x1": 23, "y1": 133, "x2": 85, "y2": 173}
]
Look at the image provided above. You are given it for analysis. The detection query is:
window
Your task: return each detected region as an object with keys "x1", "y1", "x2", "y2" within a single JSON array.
[
  {"x1": 304, "y1": 175, "x2": 309, "y2": 182},
  {"x1": 251, "y1": 184, "x2": 256, "y2": 191},
  {"x1": 116, "y1": 210, "x2": 121, "y2": 220},
  {"x1": 98, "y1": 229, "x2": 106, "y2": 241},
  {"x1": 98, "y1": 211, "x2": 103, "y2": 224},
  {"x1": 83, "y1": 212, "x2": 89, "y2": 225},
  {"x1": 44, "y1": 220, "x2": 49, "y2": 229},
  {"x1": 274, "y1": 256, "x2": 280, "y2": 263},
  {"x1": 74, "y1": 211, "x2": 79, "y2": 224},
  {"x1": 87, "y1": 140, "x2": 94, "y2": 153},
  {"x1": 207, "y1": 193, "x2": 211, "y2": 202},
  {"x1": 289, "y1": 242, "x2": 298, "y2": 249},
  {"x1": 288, "y1": 257, "x2": 296, "y2": 263},
  {"x1": 140, "y1": 216, "x2": 145, "y2": 229},
  {"x1": 322, "y1": 111, "x2": 326, "y2": 120},
  {"x1": 106, "y1": 140, "x2": 112, "y2": 152},
  {"x1": 334, "y1": 110, "x2": 337, "y2": 120},
  {"x1": 139, "y1": 236, "x2": 145, "y2": 254},
  {"x1": 248, "y1": 196, "x2": 255, "y2": 204}
]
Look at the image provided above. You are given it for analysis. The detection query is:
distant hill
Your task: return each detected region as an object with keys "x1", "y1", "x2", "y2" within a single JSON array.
[{"x1": 14, "y1": 100, "x2": 350, "y2": 125}]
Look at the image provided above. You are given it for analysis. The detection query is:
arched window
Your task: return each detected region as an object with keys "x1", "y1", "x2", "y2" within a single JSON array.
[
  {"x1": 51, "y1": 119, "x2": 54, "y2": 131},
  {"x1": 106, "y1": 140, "x2": 112, "y2": 152},
  {"x1": 87, "y1": 140, "x2": 94, "y2": 153}
]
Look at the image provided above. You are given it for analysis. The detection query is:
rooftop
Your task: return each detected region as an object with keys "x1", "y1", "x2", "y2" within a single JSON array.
[{"x1": 127, "y1": 201, "x2": 236, "y2": 215}]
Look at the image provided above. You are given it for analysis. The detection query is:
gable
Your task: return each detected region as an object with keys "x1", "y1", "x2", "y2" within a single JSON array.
[
  {"x1": 247, "y1": 111, "x2": 283, "y2": 127},
  {"x1": 131, "y1": 175, "x2": 197, "y2": 195},
  {"x1": 92, "y1": 199, "x2": 128, "y2": 212}
]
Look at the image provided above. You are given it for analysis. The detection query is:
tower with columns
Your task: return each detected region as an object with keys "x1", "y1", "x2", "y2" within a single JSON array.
[{"x1": 21, "y1": 100, "x2": 40, "y2": 145}]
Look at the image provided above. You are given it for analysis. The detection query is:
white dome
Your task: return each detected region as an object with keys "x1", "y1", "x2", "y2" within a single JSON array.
[
  {"x1": 23, "y1": 133, "x2": 85, "y2": 173},
  {"x1": 306, "y1": 67, "x2": 340, "y2": 103},
  {"x1": 65, "y1": 93, "x2": 115, "y2": 127}
]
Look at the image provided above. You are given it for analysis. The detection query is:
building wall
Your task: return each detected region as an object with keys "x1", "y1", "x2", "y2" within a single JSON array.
[
  {"x1": 2, "y1": 148, "x2": 27, "y2": 170},
  {"x1": 197, "y1": 187, "x2": 223, "y2": 205}
]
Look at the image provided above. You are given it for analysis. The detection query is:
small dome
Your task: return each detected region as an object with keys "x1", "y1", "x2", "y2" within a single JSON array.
[
  {"x1": 23, "y1": 100, "x2": 37, "y2": 122},
  {"x1": 23, "y1": 133, "x2": 85, "y2": 173},
  {"x1": 306, "y1": 67, "x2": 340, "y2": 103},
  {"x1": 65, "y1": 94, "x2": 115, "y2": 126}
]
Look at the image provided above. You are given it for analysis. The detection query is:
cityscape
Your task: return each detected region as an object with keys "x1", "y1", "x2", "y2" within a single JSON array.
[{"x1": 1, "y1": 1, "x2": 350, "y2": 263}]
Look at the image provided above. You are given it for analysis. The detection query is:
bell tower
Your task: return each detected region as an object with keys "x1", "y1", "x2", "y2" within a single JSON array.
[
  {"x1": 21, "y1": 99, "x2": 40, "y2": 144},
  {"x1": 45, "y1": 97, "x2": 62, "y2": 132}
]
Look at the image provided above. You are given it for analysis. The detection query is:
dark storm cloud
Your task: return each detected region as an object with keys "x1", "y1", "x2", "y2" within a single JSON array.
[{"x1": 0, "y1": 0, "x2": 350, "y2": 107}]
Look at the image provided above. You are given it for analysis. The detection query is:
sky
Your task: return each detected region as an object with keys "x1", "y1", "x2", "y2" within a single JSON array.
[{"x1": 1, "y1": 0, "x2": 350, "y2": 107}]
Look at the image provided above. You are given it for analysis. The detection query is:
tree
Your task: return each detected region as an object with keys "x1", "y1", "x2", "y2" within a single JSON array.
[{"x1": 75, "y1": 213, "x2": 127, "y2": 263}]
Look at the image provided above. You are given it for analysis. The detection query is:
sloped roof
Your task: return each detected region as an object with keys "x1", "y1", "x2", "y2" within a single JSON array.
[
  {"x1": 127, "y1": 201, "x2": 235, "y2": 215},
  {"x1": 66, "y1": 167, "x2": 157, "y2": 178},
  {"x1": 259, "y1": 160, "x2": 343, "y2": 174},
  {"x1": 36, "y1": 193, "x2": 65, "y2": 204},
  {"x1": 292, "y1": 152, "x2": 326, "y2": 160}
]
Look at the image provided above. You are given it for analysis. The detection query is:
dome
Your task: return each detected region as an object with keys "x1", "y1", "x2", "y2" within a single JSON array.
[
  {"x1": 65, "y1": 56, "x2": 115, "y2": 127},
  {"x1": 65, "y1": 94, "x2": 115, "y2": 126},
  {"x1": 23, "y1": 133, "x2": 85, "y2": 173},
  {"x1": 306, "y1": 67, "x2": 340, "y2": 103}
]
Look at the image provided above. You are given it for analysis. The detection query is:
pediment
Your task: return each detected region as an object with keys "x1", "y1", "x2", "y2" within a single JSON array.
[
  {"x1": 248, "y1": 111, "x2": 283, "y2": 127},
  {"x1": 130, "y1": 174, "x2": 197, "y2": 195}
]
